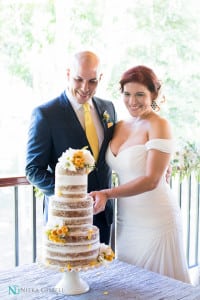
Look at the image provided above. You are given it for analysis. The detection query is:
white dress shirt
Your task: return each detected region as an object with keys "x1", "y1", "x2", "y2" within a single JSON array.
[{"x1": 65, "y1": 90, "x2": 104, "y2": 149}]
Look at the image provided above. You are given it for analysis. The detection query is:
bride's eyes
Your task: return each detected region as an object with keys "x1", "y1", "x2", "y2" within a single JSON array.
[
  {"x1": 135, "y1": 92, "x2": 146, "y2": 99},
  {"x1": 123, "y1": 92, "x2": 146, "y2": 98},
  {"x1": 135, "y1": 92, "x2": 145, "y2": 97}
]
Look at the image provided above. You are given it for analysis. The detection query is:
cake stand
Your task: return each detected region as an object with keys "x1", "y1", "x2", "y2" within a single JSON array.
[
  {"x1": 55, "y1": 269, "x2": 90, "y2": 295},
  {"x1": 38, "y1": 258, "x2": 102, "y2": 296},
  {"x1": 38, "y1": 244, "x2": 113, "y2": 295}
]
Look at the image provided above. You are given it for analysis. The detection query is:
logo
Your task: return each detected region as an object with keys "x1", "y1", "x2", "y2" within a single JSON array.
[
  {"x1": 8, "y1": 285, "x2": 64, "y2": 295},
  {"x1": 8, "y1": 285, "x2": 20, "y2": 295}
]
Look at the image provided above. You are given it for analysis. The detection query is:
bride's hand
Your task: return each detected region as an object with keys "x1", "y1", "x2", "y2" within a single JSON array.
[
  {"x1": 165, "y1": 164, "x2": 172, "y2": 184},
  {"x1": 90, "y1": 191, "x2": 107, "y2": 215}
]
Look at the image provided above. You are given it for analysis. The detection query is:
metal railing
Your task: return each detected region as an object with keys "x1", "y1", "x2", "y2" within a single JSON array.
[
  {"x1": 170, "y1": 175, "x2": 200, "y2": 268},
  {"x1": 0, "y1": 175, "x2": 199, "y2": 269},
  {"x1": 0, "y1": 177, "x2": 37, "y2": 267}
]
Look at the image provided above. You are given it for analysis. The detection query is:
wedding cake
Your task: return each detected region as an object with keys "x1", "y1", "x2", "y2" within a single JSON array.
[{"x1": 42, "y1": 147, "x2": 114, "y2": 270}]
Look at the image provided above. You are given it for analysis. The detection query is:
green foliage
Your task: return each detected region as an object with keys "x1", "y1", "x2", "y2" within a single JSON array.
[
  {"x1": 34, "y1": 186, "x2": 44, "y2": 200},
  {"x1": 0, "y1": 0, "x2": 55, "y2": 87},
  {"x1": 0, "y1": 0, "x2": 199, "y2": 140},
  {"x1": 171, "y1": 140, "x2": 200, "y2": 182}
]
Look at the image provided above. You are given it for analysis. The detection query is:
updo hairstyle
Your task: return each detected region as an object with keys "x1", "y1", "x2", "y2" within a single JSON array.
[{"x1": 119, "y1": 65, "x2": 164, "y2": 111}]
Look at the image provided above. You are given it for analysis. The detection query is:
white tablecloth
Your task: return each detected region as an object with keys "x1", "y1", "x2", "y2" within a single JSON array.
[{"x1": 1, "y1": 259, "x2": 199, "y2": 300}]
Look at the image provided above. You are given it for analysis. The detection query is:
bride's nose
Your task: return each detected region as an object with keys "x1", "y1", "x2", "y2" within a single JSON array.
[{"x1": 128, "y1": 95, "x2": 137, "y2": 104}]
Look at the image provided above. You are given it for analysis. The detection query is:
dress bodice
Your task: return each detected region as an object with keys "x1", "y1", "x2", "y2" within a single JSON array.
[{"x1": 106, "y1": 139, "x2": 174, "y2": 184}]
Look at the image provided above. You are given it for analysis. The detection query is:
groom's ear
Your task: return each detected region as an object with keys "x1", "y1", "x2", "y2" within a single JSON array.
[
  {"x1": 99, "y1": 73, "x2": 103, "y2": 82},
  {"x1": 66, "y1": 68, "x2": 70, "y2": 80}
]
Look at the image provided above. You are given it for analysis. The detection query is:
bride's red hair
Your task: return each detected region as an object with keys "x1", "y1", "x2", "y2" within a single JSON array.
[{"x1": 119, "y1": 65, "x2": 161, "y2": 97}]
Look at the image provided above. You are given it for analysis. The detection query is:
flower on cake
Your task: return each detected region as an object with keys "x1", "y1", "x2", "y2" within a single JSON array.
[
  {"x1": 98, "y1": 243, "x2": 115, "y2": 262},
  {"x1": 58, "y1": 147, "x2": 95, "y2": 173},
  {"x1": 46, "y1": 225, "x2": 69, "y2": 243},
  {"x1": 87, "y1": 229, "x2": 94, "y2": 240}
]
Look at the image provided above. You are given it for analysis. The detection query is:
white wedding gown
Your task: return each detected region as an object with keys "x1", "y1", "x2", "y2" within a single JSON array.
[{"x1": 106, "y1": 139, "x2": 191, "y2": 283}]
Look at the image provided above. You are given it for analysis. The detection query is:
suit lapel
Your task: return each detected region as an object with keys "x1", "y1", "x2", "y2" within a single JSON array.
[
  {"x1": 92, "y1": 98, "x2": 107, "y2": 132},
  {"x1": 92, "y1": 97, "x2": 113, "y2": 162},
  {"x1": 61, "y1": 93, "x2": 88, "y2": 146}
]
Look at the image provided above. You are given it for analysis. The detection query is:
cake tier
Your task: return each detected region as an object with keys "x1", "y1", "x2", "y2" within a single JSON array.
[
  {"x1": 51, "y1": 197, "x2": 92, "y2": 209},
  {"x1": 55, "y1": 165, "x2": 87, "y2": 198},
  {"x1": 45, "y1": 224, "x2": 99, "y2": 243},
  {"x1": 43, "y1": 225, "x2": 100, "y2": 268},
  {"x1": 48, "y1": 195, "x2": 93, "y2": 226}
]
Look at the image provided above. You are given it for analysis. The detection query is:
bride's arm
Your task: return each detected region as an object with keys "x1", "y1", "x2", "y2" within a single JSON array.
[{"x1": 91, "y1": 149, "x2": 171, "y2": 215}]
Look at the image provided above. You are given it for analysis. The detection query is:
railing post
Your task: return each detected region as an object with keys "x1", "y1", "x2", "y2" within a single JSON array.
[
  {"x1": 186, "y1": 175, "x2": 192, "y2": 265},
  {"x1": 32, "y1": 187, "x2": 37, "y2": 262},
  {"x1": 14, "y1": 186, "x2": 19, "y2": 266},
  {"x1": 196, "y1": 182, "x2": 200, "y2": 265},
  {"x1": 179, "y1": 178, "x2": 182, "y2": 208}
]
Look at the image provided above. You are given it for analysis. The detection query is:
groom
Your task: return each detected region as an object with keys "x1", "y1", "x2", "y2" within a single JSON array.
[{"x1": 25, "y1": 50, "x2": 117, "y2": 244}]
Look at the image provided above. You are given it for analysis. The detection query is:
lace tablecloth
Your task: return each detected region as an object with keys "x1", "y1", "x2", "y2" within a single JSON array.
[{"x1": 0, "y1": 259, "x2": 199, "y2": 300}]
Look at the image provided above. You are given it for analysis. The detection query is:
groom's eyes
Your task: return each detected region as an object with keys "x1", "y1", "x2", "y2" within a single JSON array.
[{"x1": 73, "y1": 77, "x2": 98, "y2": 84}]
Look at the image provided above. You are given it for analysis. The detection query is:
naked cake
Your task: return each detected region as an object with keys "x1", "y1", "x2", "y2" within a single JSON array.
[{"x1": 42, "y1": 147, "x2": 114, "y2": 270}]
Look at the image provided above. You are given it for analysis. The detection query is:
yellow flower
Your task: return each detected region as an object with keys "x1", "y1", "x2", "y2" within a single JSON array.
[
  {"x1": 89, "y1": 260, "x2": 98, "y2": 266},
  {"x1": 59, "y1": 238, "x2": 66, "y2": 243},
  {"x1": 103, "y1": 111, "x2": 113, "y2": 128},
  {"x1": 49, "y1": 230, "x2": 56, "y2": 237},
  {"x1": 58, "y1": 147, "x2": 95, "y2": 172},
  {"x1": 57, "y1": 228, "x2": 63, "y2": 235},
  {"x1": 72, "y1": 151, "x2": 85, "y2": 169},
  {"x1": 47, "y1": 225, "x2": 69, "y2": 243},
  {"x1": 46, "y1": 260, "x2": 50, "y2": 266},
  {"x1": 99, "y1": 244, "x2": 115, "y2": 262},
  {"x1": 49, "y1": 235, "x2": 55, "y2": 242},
  {"x1": 87, "y1": 229, "x2": 94, "y2": 240},
  {"x1": 105, "y1": 254, "x2": 114, "y2": 261},
  {"x1": 103, "y1": 111, "x2": 110, "y2": 122},
  {"x1": 57, "y1": 190, "x2": 62, "y2": 196},
  {"x1": 61, "y1": 225, "x2": 68, "y2": 234}
]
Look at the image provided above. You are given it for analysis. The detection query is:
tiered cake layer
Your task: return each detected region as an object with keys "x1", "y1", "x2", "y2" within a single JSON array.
[
  {"x1": 43, "y1": 165, "x2": 101, "y2": 269},
  {"x1": 43, "y1": 223, "x2": 100, "y2": 268}
]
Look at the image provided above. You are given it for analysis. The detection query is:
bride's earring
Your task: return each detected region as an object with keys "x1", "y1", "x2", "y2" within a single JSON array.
[{"x1": 151, "y1": 100, "x2": 159, "y2": 111}]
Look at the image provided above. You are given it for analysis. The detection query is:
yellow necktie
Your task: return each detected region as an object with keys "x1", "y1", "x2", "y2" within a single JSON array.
[{"x1": 83, "y1": 102, "x2": 99, "y2": 161}]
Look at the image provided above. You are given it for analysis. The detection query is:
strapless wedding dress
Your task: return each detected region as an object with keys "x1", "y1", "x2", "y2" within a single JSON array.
[{"x1": 106, "y1": 139, "x2": 190, "y2": 283}]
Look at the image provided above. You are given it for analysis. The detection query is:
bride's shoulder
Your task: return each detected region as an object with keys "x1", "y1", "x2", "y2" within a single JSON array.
[
  {"x1": 149, "y1": 114, "x2": 172, "y2": 139},
  {"x1": 151, "y1": 113, "x2": 170, "y2": 126}
]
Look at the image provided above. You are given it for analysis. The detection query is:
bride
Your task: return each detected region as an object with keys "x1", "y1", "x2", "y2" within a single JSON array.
[{"x1": 91, "y1": 65, "x2": 191, "y2": 283}]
